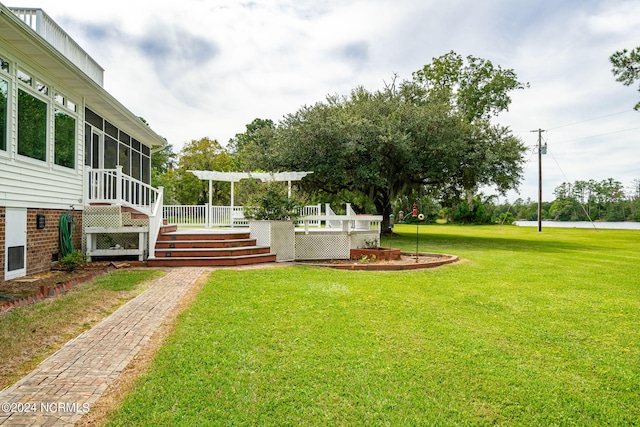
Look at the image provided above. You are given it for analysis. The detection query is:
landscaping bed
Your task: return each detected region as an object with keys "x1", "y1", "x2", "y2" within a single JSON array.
[
  {"x1": 300, "y1": 252, "x2": 459, "y2": 270},
  {"x1": 0, "y1": 262, "x2": 143, "y2": 313}
]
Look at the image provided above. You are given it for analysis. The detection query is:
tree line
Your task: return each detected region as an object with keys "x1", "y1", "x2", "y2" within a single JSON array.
[{"x1": 493, "y1": 179, "x2": 640, "y2": 223}]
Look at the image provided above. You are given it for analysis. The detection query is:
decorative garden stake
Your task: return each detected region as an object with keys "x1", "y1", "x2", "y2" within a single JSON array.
[{"x1": 412, "y1": 203, "x2": 426, "y2": 262}]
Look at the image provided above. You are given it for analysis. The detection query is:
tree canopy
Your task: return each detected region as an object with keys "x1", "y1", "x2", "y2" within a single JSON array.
[
  {"x1": 242, "y1": 52, "x2": 529, "y2": 225},
  {"x1": 158, "y1": 52, "x2": 529, "y2": 225},
  {"x1": 610, "y1": 46, "x2": 640, "y2": 110},
  {"x1": 155, "y1": 137, "x2": 233, "y2": 205}
]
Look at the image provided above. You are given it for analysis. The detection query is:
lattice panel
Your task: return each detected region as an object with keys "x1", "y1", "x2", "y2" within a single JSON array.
[
  {"x1": 295, "y1": 234, "x2": 350, "y2": 260},
  {"x1": 94, "y1": 233, "x2": 140, "y2": 250},
  {"x1": 249, "y1": 221, "x2": 273, "y2": 246},
  {"x1": 249, "y1": 221, "x2": 295, "y2": 261},
  {"x1": 350, "y1": 232, "x2": 379, "y2": 250},
  {"x1": 83, "y1": 206, "x2": 123, "y2": 227},
  {"x1": 269, "y1": 221, "x2": 295, "y2": 261}
]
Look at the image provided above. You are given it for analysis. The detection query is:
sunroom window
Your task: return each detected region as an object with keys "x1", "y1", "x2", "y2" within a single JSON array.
[
  {"x1": 17, "y1": 88, "x2": 47, "y2": 161},
  {"x1": 0, "y1": 78, "x2": 7, "y2": 151},
  {"x1": 54, "y1": 109, "x2": 76, "y2": 168}
]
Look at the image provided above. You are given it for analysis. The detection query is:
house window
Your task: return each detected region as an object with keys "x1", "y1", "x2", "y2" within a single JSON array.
[
  {"x1": 85, "y1": 107, "x2": 103, "y2": 130},
  {"x1": 119, "y1": 142, "x2": 130, "y2": 175},
  {"x1": 104, "y1": 135, "x2": 118, "y2": 169},
  {"x1": 54, "y1": 109, "x2": 76, "y2": 168},
  {"x1": 131, "y1": 149, "x2": 141, "y2": 181},
  {"x1": 0, "y1": 78, "x2": 7, "y2": 151},
  {"x1": 84, "y1": 123, "x2": 91, "y2": 166},
  {"x1": 17, "y1": 88, "x2": 47, "y2": 161},
  {"x1": 17, "y1": 69, "x2": 31, "y2": 85}
]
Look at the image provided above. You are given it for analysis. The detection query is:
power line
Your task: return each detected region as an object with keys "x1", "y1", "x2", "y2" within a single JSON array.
[
  {"x1": 547, "y1": 109, "x2": 636, "y2": 131},
  {"x1": 510, "y1": 109, "x2": 637, "y2": 135},
  {"x1": 550, "y1": 126, "x2": 640, "y2": 145}
]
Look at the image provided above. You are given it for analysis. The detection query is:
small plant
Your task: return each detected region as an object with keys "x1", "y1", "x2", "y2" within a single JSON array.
[
  {"x1": 59, "y1": 250, "x2": 86, "y2": 272},
  {"x1": 244, "y1": 181, "x2": 304, "y2": 221},
  {"x1": 363, "y1": 237, "x2": 379, "y2": 249},
  {"x1": 360, "y1": 254, "x2": 377, "y2": 263}
]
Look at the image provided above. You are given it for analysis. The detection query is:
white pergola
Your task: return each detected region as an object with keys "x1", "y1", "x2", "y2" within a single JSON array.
[{"x1": 188, "y1": 170, "x2": 313, "y2": 208}]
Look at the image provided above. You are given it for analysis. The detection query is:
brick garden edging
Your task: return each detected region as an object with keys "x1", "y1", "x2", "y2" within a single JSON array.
[{"x1": 0, "y1": 265, "x2": 116, "y2": 314}]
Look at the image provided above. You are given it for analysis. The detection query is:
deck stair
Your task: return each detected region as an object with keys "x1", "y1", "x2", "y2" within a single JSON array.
[{"x1": 147, "y1": 226, "x2": 276, "y2": 267}]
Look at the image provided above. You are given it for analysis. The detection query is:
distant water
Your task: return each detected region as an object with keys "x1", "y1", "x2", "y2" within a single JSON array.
[{"x1": 514, "y1": 221, "x2": 640, "y2": 230}]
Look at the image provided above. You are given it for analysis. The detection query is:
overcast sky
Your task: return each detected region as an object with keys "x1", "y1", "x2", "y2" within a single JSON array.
[{"x1": 8, "y1": 0, "x2": 640, "y2": 201}]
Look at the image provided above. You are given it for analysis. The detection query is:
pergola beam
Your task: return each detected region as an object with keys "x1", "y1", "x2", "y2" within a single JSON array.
[{"x1": 188, "y1": 171, "x2": 313, "y2": 225}]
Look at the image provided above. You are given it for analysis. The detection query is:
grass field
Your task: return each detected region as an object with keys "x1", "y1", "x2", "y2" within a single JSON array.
[{"x1": 107, "y1": 225, "x2": 639, "y2": 426}]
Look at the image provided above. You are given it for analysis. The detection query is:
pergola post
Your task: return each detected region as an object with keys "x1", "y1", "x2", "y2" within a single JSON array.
[
  {"x1": 207, "y1": 179, "x2": 213, "y2": 228},
  {"x1": 230, "y1": 181, "x2": 235, "y2": 228}
]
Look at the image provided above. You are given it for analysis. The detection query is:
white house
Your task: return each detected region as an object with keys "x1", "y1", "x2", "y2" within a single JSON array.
[{"x1": 0, "y1": 4, "x2": 166, "y2": 282}]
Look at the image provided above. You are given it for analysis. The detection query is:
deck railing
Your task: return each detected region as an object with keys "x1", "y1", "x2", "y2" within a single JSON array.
[
  {"x1": 85, "y1": 166, "x2": 160, "y2": 216},
  {"x1": 10, "y1": 8, "x2": 104, "y2": 85},
  {"x1": 84, "y1": 166, "x2": 163, "y2": 259},
  {"x1": 163, "y1": 204, "x2": 323, "y2": 228},
  {"x1": 160, "y1": 204, "x2": 383, "y2": 231}
]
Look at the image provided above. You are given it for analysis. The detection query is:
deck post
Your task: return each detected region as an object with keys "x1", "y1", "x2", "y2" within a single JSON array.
[{"x1": 115, "y1": 165, "x2": 123, "y2": 204}]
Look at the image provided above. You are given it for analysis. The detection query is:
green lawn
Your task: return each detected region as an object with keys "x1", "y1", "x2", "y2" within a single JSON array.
[{"x1": 107, "y1": 225, "x2": 640, "y2": 426}]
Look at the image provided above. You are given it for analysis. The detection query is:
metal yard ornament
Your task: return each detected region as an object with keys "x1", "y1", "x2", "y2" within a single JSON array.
[{"x1": 413, "y1": 202, "x2": 425, "y2": 262}]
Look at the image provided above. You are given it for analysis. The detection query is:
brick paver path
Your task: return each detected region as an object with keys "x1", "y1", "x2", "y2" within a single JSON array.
[{"x1": 0, "y1": 267, "x2": 206, "y2": 426}]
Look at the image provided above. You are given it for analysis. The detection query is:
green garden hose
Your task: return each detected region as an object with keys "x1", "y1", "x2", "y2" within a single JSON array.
[{"x1": 59, "y1": 213, "x2": 74, "y2": 257}]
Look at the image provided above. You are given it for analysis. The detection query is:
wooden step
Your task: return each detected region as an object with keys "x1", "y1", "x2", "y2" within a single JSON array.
[
  {"x1": 151, "y1": 227, "x2": 275, "y2": 267},
  {"x1": 157, "y1": 231, "x2": 251, "y2": 241},
  {"x1": 147, "y1": 253, "x2": 277, "y2": 267},
  {"x1": 154, "y1": 246, "x2": 271, "y2": 258},
  {"x1": 155, "y1": 239, "x2": 258, "y2": 249}
]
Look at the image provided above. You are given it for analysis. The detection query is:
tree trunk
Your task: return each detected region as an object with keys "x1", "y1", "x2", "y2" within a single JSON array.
[{"x1": 375, "y1": 194, "x2": 393, "y2": 235}]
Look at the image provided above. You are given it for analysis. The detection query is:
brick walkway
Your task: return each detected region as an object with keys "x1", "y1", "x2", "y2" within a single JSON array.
[{"x1": 0, "y1": 267, "x2": 207, "y2": 426}]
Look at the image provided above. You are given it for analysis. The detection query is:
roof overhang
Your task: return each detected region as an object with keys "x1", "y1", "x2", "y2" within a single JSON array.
[{"x1": 0, "y1": 4, "x2": 166, "y2": 147}]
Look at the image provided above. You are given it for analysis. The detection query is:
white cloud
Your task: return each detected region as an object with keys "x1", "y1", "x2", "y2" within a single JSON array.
[{"x1": 7, "y1": 0, "x2": 640, "y2": 201}]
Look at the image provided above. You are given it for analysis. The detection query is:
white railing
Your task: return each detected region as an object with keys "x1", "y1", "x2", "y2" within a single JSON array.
[
  {"x1": 325, "y1": 203, "x2": 341, "y2": 228},
  {"x1": 298, "y1": 214, "x2": 382, "y2": 234},
  {"x1": 10, "y1": 8, "x2": 104, "y2": 85},
  {"x1": 163, "y1": 204, "x2": 322, "y2": 228},
  {"x1": 85, "y1": 166, "x2": 160, "y2": 216},
  {"x1": 161, "y1": 203, "x2": 378, "y2": 232},
  {"x1": 297, "y1": 204, "x2": 321, "y2": 227},
  {"x1": 84, "y1": 166, "x2": 163, "y2": 260},
  {"x1": 164, "y1": 205, "x2": 207, "y2": 227}
]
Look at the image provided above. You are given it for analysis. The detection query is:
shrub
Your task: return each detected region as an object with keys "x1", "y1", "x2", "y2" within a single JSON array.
[
  {"x1": 244, "y1": 181, "x2": 304, "y2": 221},
  {"x1": 59, "y1": 250, "x2": 86, "y2": 272}
]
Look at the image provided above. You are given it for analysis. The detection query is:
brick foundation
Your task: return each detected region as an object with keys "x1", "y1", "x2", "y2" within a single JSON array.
[
  {"x1": 0, "y1": 207, "x2": 5, "y2": 283},
  {"x1": 0, "y1": 208, "x2": 83, "y2": 283}
]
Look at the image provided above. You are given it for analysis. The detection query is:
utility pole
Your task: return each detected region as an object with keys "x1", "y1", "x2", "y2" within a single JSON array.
[{"x1": 531, "y1": 128, "x2": 546, "y2": 232}]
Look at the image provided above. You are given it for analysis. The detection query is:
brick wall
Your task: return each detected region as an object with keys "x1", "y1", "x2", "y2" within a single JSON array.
[
  {"x1": 26, "y1": 209, "x2": 83, "y2": 277},
  {"x1": 0, "y1": 207, "x2": 5, "y2": 283},
  {"x1": 0, "y1": 208, "x2": 83, "y2": 283}
]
